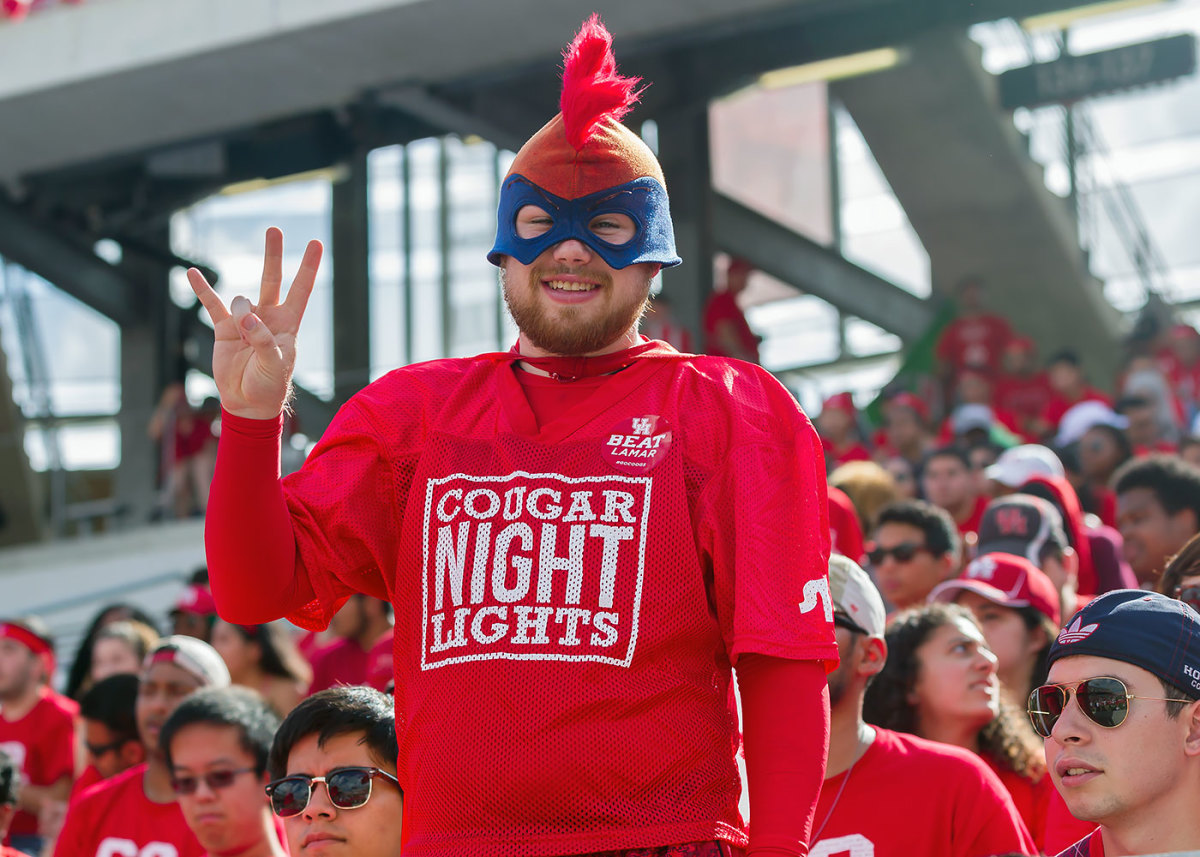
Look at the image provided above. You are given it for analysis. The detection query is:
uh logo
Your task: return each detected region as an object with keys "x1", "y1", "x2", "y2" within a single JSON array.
[{"x1": 420, "y1": 470, "x2": 653, "y2": 670}]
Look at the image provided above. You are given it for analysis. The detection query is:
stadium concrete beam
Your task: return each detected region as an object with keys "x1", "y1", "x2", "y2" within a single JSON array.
[
  {"x1": 713, "y1": 193, "x2": 934, "y2": 344},
  {"x1": 331, "y1": 150, "x2": 372, "y2": 409},
  {"x1": 831, "y1": 27, "x2": 1125, "y2": 377},
  {"x1": 0, "y1": 195, "x2": 142, "y2": 327}
]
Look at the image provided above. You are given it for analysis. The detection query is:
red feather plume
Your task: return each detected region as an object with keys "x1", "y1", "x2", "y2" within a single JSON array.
[{"x1": 560, "y1": 14, "x2": 644, "y2": 151}]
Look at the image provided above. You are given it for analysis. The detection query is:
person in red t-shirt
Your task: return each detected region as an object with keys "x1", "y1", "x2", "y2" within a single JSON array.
[
  {"x1": 1036, "y1": 351, "x2": 1111, "y2": 439},
  {"x1": 0, "y1": 750, "x2": 35, "y2": 857},
  {"x1": 306, "y1": 596, "x2": 392, "y2": 695},
  {"x1": 935, "y1": 278, "x2": 1015, "y2": 384},
  {"x1": 922, "y1": 447, "x2": 989, "y2": 548},
  {"x1": 162, "y1": 687, "x2": 287, "y2": 857},
  {"x1": 864, "y1": 603, "x2": 1053, "y2": 850},
  {"x1": 815, "y1": 556, "x2": 1035, "y2": 856},
  {"x1": 186, "y1": 16, "x2": 835, "y2": 857},
  {"x1": 702, "y1": 256, "x2": 760, "y2": 363},
  {"x1": 1033, "y1": 591, "x2": 1200, "y2": 856},
  {"x1": 54, "y1": 637, "x2": 230, "y2": 857},
  {"x1": 996, "y1": 337, "x2": 1054, "y2": 438},
  {"x1": 0, "y1": 619, "x2": 77, "y2": 857},
  {"x1": 817, "y1": 393, "x2": 871, "y2": 471}
]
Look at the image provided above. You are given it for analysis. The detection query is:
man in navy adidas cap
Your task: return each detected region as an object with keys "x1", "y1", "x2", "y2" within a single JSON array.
[{"x1": 1031, "y1": 590, "x2": 1200, "y2": 856}]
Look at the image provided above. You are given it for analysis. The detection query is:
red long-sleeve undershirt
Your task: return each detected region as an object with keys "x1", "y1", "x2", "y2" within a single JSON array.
[
  {"x1": 738, "y1": 654, "x2": 831, "y2": 857},
  {"x1": 208, "y1": 410, "x2": 831, "y2": 855},
  {"x1": 206, "y1": 410, "x2": 313, "y2": 623}
]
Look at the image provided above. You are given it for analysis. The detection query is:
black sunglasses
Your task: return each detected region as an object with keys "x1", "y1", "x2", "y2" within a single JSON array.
[
  {"x1": 1027, "y1": 676, "x2": 1194, "y2": 738},
  {"x1": 865, "y1": 541, "x2": 929, "y2": 565},
  {"x1": 265, "y1": 766, "x2": 400, "y2": 818},
  {"x1": 172, "y1": 767, "x2": 256, "y2": 796},
  {"x1": 85, "y1": 737, "x2": 131, "y2": 758}
]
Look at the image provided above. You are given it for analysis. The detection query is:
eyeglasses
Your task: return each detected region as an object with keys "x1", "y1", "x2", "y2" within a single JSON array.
[
  {"x1": 172, "y1": 768, "x2": 257, "y2": 795},
  {"x1": 85, "y1": 737, "x2": 130, "y2": 758},
  {"x1": 1027, "y1": 676, "x2": 1194, "y2": 738},
  {"x1": 866, "y1": 542, "x2": 929, "y2": 565},
  {"x1": 1173, "y1": 585, "x2": 1200, "y2": 615},
  {"x1": 265, "y1": 766, "x2": 400, "y2": 818}
]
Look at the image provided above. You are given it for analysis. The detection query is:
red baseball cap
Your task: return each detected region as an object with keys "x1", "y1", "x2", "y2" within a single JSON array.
[
  {"x1": 929, "y1": 552, "x2": 1061, "y2": 626},
  {"x1": 170, "y1": 584, "x2": 217, "y2": 617},
  {"x1": 884, "y1": 391, "x2": 929, "y2": 423},
  {"x1": 822, "y1": 392, "x2": 856, "y2": 415}
]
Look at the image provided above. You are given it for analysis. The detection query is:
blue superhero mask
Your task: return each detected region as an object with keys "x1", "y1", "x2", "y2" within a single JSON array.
[{"x1": 487, "y1": 174, "x2": 681, "y2": 270}]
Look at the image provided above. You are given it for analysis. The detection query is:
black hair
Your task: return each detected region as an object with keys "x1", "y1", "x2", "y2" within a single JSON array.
[
  {"x1": 0, "y1": 750, "x2": 18, "y2": 807},
  {"x1": 1048, "y1": 350, "x2": 1081, "y2": 368},
  {"x1": 1113, "y1": 455, "x2": 1200, "y2": 527},
  {"x1": 1115, "y1": 394, "x2": 1154, "y2": 414},
  {"x1": 66, "y1": 603, "x2": 161, "y2": 700},
  {"x1": 161, "y1": 686, "x2": 281, "y2": 775},
  {"x1": 863, "y1": 603, "x2": 1045, "y2": 780},
  {"x1": 874, "y1": 499, "x2": 961, "y2": 560},
  {"x1": 923, "y1": 446, "x2": 971, "y2": 472},
  {"x1": 268, "y1": 686, "x2": 398, "y2": 781},
  {"x1": 79, "y1": 674, "x2": 140, "y2": 744},
  {"x1": 223, "y1": 623, "x2": 311, "y2": 684},
  {"x1": 1161, "y1": 676, "x2": 1198, "y2": 720}
]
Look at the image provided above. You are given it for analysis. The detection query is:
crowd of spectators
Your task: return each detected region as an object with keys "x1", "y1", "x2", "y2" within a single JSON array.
[{"x1": 8, "y1": 289, "x2": 1200, "y2": 856}]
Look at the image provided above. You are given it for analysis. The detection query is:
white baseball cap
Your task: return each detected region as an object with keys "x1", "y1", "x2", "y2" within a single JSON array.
[
  {"x1": 984, "y1": 444, "x2": 1065, "y2": 488},
  {"x1": 828, "y1": 554, "x2": 886, "y2": 638},
  {"x1": 1055, "y1": 400, "x2": 1127, "y2": 447}
]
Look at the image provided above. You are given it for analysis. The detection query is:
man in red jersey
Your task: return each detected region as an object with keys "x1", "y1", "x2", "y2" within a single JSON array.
[
  {"x1": 187, "y1": 15, "x2": 836, "y2": 857},
  {"x1": 0, "y1": 619, "x2": 77, "y2": 857},
  {"x1": 55, "y1": 637, "x2": 230, "y2": 857},
  {"x1": 812, "y1": 555, "x2": 1035, "y2": 856}
]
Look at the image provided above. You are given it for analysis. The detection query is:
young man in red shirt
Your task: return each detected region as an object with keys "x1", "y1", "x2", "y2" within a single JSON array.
[
  {"x1": 1033, "y1": 590, "x2": 1200, "y2": 856},
  {"x1": 162, "y1": 687, "x2": 287, "y2": 857},
  {"x1": 0, "y1": 619, "x2": 77, "y2": 857},
  {"x1": 188, "y1": 15, "x2": 836, "y2": 857},
  {"x1": 266, "y1": 687, "x2": 401, "y2": 857},
  {"x1": 813, "y1": 555, "x2": 1036, "y2": 856},
  {"x1": 54, "y1": 637, "x2": 231, "y2": 857}
]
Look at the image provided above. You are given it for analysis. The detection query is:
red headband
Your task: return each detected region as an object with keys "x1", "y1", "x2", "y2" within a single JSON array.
[{"x1": 0, "y1": 623, "x2": 51, "y2": 656}]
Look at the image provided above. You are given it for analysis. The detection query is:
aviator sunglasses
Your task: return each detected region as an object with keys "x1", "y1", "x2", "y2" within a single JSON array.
[
  {"x1": 265, "y1": 766, "x2": 400, "y2": 818},
  {"x1": 1027, "y1": 676, "x2": 1194, "y2": 738}
]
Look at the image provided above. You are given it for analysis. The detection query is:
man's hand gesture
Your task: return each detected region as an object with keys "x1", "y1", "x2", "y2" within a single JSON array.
[{"x1": 187, "y1": 228, "x2": 323, "y2": 420}]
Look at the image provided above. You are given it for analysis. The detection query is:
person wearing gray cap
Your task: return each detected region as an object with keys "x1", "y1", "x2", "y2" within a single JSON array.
[
  {"x1": 1031, "y1": 590, "x2": 1200, "y2": 856},
  {"x1": 53, "y1": 637, "x2": 230, "y2": 857},
  {"x1": 810, "y1": 555, "x2": 1035, "y2": 857}
]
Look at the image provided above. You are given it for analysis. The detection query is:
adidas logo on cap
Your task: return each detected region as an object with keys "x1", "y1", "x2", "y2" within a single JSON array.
[{"x1": 1057, "y1": 616, "x2": 1100, "y2": 644}]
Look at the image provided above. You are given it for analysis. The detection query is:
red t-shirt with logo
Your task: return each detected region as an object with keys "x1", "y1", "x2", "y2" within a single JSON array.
[
  {"x1": 53, "y1": 763, "x2": 204, "y2": 857},
  {"x1": 0, "y1": 687, "x2": 77, "y2": 838},
  {"x1": 240, "y1": 344, "x2": 834, "y2": 856},
  {"x1": 935, "y1": 314, "x2": 1014, "y2": 374},
  {"x1": 810, "y1": 729, "x2": 1035, "y2": 857}
]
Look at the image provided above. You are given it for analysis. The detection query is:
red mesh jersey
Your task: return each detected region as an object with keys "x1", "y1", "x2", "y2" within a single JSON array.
[{"x1": 276, "y1": 347, "x2": 836, "y2": 856}]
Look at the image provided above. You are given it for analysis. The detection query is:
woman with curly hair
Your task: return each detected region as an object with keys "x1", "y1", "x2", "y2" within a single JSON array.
[
  {"x1": 863, "y1": 602, "x2": 1051, "y2": 850},
  {"x1": 210, "y1": 620, "x2": 311, "y2": 716}
]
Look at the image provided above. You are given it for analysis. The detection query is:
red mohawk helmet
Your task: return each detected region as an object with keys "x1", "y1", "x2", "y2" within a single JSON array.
[{"x1": 488, "y1": 15, "x2": 680, "y2": 270}]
